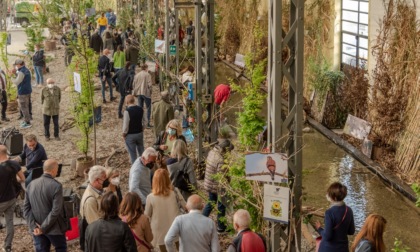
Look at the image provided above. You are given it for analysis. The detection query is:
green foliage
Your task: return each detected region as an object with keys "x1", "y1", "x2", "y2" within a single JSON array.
[
  {"x1": 139, "y1": 13, "x2": 157, "y2": 62},
  {"x1": 24, "y1": 25, "x2": 45, "y2": 52},
  {"x1": 308, "y1": 57, "x2": 344, "y2": 103},
  {"x1": 68, "y1": 38, "x2": 97, "y2": 158},
  {"x1": 0, "y1": 33, "x2": 17, "y2": 102},
  {"x1": 412, "y1": 183, "x2": 420, "y2": 207},
  {"x1": 392, "y1": 238, "x2": 410, "y2": 252}
]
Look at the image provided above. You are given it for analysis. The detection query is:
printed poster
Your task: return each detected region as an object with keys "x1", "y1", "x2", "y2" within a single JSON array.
[
  {"x1": 73, "y1": 72, "x2": 81, "y2": 93},
  {"x1": 155, "y1": 39, "x2": 165, "y2": 54},
  {"x1": 263, "y1": 184, "x2": 289, "y2": 223},
  {"x1": 245, "y1": 153, "x2": 288, "y2": 183}
]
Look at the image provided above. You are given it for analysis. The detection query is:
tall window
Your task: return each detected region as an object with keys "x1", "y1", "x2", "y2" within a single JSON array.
[{"x1": 341, "y1": 0, "x2": 369, "y2": 67}]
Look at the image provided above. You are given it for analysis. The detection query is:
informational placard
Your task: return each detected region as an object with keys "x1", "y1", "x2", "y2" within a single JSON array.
[
  {"x1": 73, "y1": 72, "x2": 81, "y2": 93},
  {"x1": 263, "y1": 184, "x2": 289, "y2": 223},
  {"x1": 245, "y1": 153, "x2": 288, "y2": 183},
  {"x1": 85, "y1": 8, "x2": 96, "y2": 17},
  {"x1": 343, "y1": 114, "x2": 372, "y2": 140},
  {"x1": 155, "y1": 39, "x2": 165, "y2": 54},
  {"x1": 170, "y1": 45, "x2": 176, "y2": 55}
]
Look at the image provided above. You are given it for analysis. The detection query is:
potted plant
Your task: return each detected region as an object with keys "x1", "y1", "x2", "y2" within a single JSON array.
[
  {"x1": 69, "y1": 37, "x2": 97, "y2": 177},
  {"x1": 0, "y1": 32, "x2": 19, "y2": 113}
]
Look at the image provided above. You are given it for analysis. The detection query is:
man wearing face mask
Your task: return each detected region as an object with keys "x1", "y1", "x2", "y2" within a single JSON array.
[
  {"x1": 41, "y1": 78, "x2": 61, "y2": 141},
  {"x1": 9, "y1": 58, "x2": 32, "y2": 129},
  {"x1": 79, "y1": 166, "x2": 107, "y2": 251},
  {"x1": 13, "y1": 134, "x2": 48, "y2": 187},
  {"x1": 23, "y1": 159, "x2": 68, "y2": 252},
  {"x1": 129, "y1": 147, "x2": 158, "y2": 207}
]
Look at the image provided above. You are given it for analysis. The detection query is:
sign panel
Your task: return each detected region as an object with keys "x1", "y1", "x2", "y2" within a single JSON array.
[
  {"x1": 343, "y1": 114, "x2": 372, "y2": 140},
  {"x1": 170, "y1": 45, "x2": 176, "y2": 55},
  {"x1": 73, "y1": 72, "x2": 81, "y2": 93},
  {"x1": 263, "y1": 184, "x2": 289, "y2": 223},
  {"x1": 155, "y1": 39, "x2": 165, "y2": 54},
  {"x1": 245, "y1": 153, "x2": 288, "y2": 183}
]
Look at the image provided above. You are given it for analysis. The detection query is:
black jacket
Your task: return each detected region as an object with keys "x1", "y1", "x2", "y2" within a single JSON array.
[
  {"x1": 98, "y1": 55, "x2": 111, "y2": 78},
  {"x1": 90, "y1": 32, "x2": 103, "y2": 53},
  {"x1": 23, "y1": 174, "x2": 67, "y2": 235},
  {"x1": 112, "y1": 68, "x2": 134, "y2": 94},
  {"x1": 153, "y1": 131, "x2": 186, "y2": 155},
  {"x1": 32, "y1": 50, "x2": 45, "y2": 67},
  {"x1": 85, "y1": 218, "x2": 137, "y2": 252}
]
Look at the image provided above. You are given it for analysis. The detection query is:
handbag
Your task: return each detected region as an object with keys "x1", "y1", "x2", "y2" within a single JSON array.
[
  {"x1": 173, "y1": 158, "x2": 193, "y2": 193},
  {"x1": 174, "y1": 188, "x2": 186, "y2": 215},
  {"x1": 131, "y1": 230, "x2": 152, "y2": 251},
  {"x1": 315, "y1": 206, "x2": 348, "y2": 252}
]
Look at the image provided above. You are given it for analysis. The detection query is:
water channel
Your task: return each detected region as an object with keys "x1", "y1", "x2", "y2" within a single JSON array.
[{"x1": 215, "y1": 62, "x2": 420, "y2": 250}]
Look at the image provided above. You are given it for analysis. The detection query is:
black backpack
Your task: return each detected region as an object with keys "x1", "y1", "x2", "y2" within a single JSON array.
[{"x1": 173, "y1": 158, "x2": 194, "y2": 193}]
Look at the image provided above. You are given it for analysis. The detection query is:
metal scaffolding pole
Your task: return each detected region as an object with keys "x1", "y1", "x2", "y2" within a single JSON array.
[
  {"x1": 165, "y1": 0, "x2": 170, "y2": 74},
  {"x1": 267, "y1": 0, "x2": 304, "y2": 250},
  {"x1": 0, "y1": 0, "x2": 7, "y2": 32}
]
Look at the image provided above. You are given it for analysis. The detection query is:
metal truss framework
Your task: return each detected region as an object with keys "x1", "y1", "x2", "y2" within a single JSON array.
[
  {"x1": 0, "y1": 0, "x2": 7, "y2": 32},
  {"x1": 161, "y1": 0, "x2": 216, "y2": 164},
  {"x1": 267, "y1": 0, "x2": 304, "y2": 250}
]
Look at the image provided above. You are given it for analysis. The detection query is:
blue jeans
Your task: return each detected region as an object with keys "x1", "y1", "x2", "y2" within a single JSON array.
[
  {"x1": 34, "y1": 65, "x2": 44, "y2": 85},
  {"x1": 33, "y1": 234, "x2": 67, "y2": 252},
  {"x1": 202, "y1": 192, "x2": 226, "y2": 231},
  {"x1": 138, "y1": 95, "x2": 151, "y2": 124},
  {"x1": 99, "y1": 25, "x2": 106, "y2": 36},
  {"x1": 24, "y1": 169, "x2": 33, "y2": 187},
  {"x1": 101, "y1": 76, "x2": 114, "y2": 101},
  {"x1": 125, "y1": 132, "x2": 144, "y2": 164}
]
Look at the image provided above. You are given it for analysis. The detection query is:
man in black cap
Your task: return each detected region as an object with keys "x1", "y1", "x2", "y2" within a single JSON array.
[{"x1": 9, "y1": 59, "x2": 32, "y2": 129}]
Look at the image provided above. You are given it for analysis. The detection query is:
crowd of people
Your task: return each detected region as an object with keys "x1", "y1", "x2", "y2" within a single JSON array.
[{"x1": 0, "y1": 8, "x2": 390, "y2": 252}]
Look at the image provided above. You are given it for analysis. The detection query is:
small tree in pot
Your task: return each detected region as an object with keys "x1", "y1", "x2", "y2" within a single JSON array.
[{"x1": 68, "y1": 36, "x2": 97, "y2": 177}]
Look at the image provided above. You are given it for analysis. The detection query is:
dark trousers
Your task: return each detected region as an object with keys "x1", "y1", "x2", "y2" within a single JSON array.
[
  {"x1": 1, "y1": 90, "x2": 7, "y2": 118},
  {"x1": 43, "y1": 114, "x2": 59, "y2": 138},
  {"x1": 33, "y1": 234, "x2": 67, "y2": 252},
  {"x1": 64, "y1": 47, "x2": 74, "y2": 66},
  {"x1": 202, "y1": 192, "x2": 226, "y2": 232},
  {"x1": 118, "y1": 93, "x2": 126, "y2": 117},
  {"x1": 138, "y1": 95, "x2": 151, "y2": 123}
]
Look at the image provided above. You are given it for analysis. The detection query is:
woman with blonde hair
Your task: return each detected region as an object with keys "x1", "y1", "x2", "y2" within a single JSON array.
[
  {"x1": 167, "y1": 139, "x2": 197, "y2": 200},
  {"x1": 351, "y1": 214, "x2": 387, "y2": 252},
  {"x1": 120, "y1": 192, "x2": 153, "y2": 252},
  {"x1": 103, "y1": 167, "x2": 122, "y2": 203},
  {"x1": 144, "y1": 169, "x2": 186, "y2": 252},
  {"x1": 153, "y1": 119, "x2": 186, "y2": 167}
]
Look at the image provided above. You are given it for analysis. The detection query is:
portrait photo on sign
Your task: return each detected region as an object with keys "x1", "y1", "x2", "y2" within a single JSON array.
[{"x1": 245, "y1": 153, "x2": 288, "y2": 183}]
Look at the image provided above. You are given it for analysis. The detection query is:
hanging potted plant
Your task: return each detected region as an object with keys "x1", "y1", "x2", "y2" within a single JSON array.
[
  {"x1": 69, "y1": 36, "x2": 97, "y2": 177},
  {"x1": 0, "y1": 32, "x2": 19, "y2": 113}
]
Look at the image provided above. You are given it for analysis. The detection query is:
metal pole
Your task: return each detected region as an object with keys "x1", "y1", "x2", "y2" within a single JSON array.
[
  {"x1": 0, "y1": 0, "x2": 7, "y2": 32},
  {"x1": 175, "y1": 7, "x2": 179, "y2": 77},
  {"x1": 165, "y1": 0, "x2": 170, "y2": 76},
  {"x1": 195, "y1": 0, "x2": 203, "y2": 165},
  {"x1": 206, "y1": 0, "x2": 217, "y2": 144}
]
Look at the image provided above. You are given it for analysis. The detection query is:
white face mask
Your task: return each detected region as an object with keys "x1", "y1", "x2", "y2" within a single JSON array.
[
  {"x1": 47, "y1": 84, "x2": 54, "y2": 89},
  {"x1": 110, "y1": 177, "x2": 120, "y2": 186},
  {"x1": 15, "y1": 66, "x2": 19, "y2": 71}
]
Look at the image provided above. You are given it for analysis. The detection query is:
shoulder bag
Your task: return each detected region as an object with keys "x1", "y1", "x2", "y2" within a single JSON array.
[
  {"x1": 173, "y1": 158, "x2": 193, "y2": 193},
  {"x1": 131, "y1": 229, "x2": 153, "y2": 252},
  {"x1": 174, "y1": 188, "x2": 186, "y2": 215}
]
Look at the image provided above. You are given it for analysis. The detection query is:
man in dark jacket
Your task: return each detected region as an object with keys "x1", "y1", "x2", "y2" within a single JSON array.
[
  {"x1": 23, "y1": 159, "x2": 68, "y2": 252},
  {"x1": 13, "y1": 134, "x2": 48, "y2": 186},
  {"x1": 0, "y1": 145, "x2": 25, "y2": 252},
  {"x1": 125, "y1": 39, "x2": 139, "y2": 72},
  {"x1": 10, "y1": 58, "x2": 32, "y2": 128},
  {"x1": 112, "y1": 62, "x2": 134, "y2": 118},
  {"x1": 98, "y1": 49, "x2": 115, "y2": 103},
  {"x1": 89, "y1": 29, "x2": 103, "y2": 54}
]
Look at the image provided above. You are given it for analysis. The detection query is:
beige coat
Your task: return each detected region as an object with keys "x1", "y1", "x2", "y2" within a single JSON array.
[
  {"x1": 132, "y1": 214, "x2": 154, "y2": 252},
  {"x1": 41, "y1": 86, "x2": 61, "y2": 116},
  {"x1": 144, "y1": 189, "x2": 186, "y2": 247},
  {"x1": 132, "y1": 70, "x2": 152, "y2": 98},
  {"x1": 80, "y1": 185, "x2": 103, "y2": 224}
]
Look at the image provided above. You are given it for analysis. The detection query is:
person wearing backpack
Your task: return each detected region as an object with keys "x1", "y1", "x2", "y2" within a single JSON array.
[
  {"x1": 167, "y1": 140, "x2": 197, "y2": 200},
  {"x1": 227, "y1": 209, "x2": 266, "y2": 252}
]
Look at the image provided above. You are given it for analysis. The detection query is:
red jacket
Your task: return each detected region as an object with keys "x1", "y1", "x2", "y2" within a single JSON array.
[{"x1": 214, "y1": 84, "x2": 231, "y2": 105}]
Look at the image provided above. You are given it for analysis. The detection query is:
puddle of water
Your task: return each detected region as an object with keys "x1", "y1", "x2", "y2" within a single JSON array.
[{"x1": 303, "y1": 131, "x2": 420, "y2": 249}]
